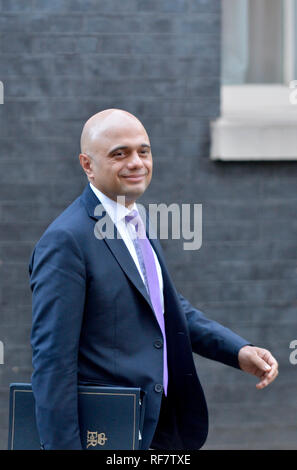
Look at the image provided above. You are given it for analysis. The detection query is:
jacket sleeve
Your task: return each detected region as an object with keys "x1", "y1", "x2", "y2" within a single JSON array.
[
  {"x1": 178, "y1": 292, "x2": 251, "y2": 369},
  {"x1": 29, "y1": 228, "x2": 86, "y2": 450}
]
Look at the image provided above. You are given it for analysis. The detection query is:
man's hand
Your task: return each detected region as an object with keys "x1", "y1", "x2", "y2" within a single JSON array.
[{"x1": 238, "y1": 345, "x2": 278, "y2": 389}]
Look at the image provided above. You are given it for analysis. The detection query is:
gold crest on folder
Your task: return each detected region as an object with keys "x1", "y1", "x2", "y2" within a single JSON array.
[{"x1": 86, "y1": 430, "x2": 108, "y2": 448}]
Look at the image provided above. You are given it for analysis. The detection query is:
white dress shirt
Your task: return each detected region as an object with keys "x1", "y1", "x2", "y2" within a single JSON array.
[{"x1": 89, "y1": 183, "x2": 164, "y2": 312}]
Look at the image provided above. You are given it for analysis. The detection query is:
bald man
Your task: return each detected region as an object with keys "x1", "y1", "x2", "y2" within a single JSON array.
[{"x1": 29, "y1": 109, "x2": 278, "y2": 450}]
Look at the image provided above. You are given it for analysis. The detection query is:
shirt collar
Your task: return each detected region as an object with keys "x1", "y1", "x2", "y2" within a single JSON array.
[{"x1": 89, "y1": 182, "x2": 137, "y2": 224}]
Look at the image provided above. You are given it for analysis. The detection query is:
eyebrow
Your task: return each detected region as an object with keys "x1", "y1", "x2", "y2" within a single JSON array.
[{"x1": 109, "y1": 143, "x2": 151, "y2": 155}]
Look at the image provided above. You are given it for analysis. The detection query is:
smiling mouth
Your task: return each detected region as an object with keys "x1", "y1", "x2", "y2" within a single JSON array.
[{"x1": 121, "y1": 174, "x2": 146, "y2": 181}]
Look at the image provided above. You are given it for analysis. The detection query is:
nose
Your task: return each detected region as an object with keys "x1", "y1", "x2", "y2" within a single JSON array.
[{"x1": 126, "y1": 150, "x2": 143, "y2": 169}]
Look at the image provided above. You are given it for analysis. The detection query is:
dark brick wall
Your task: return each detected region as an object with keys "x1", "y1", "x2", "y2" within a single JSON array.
[{"x1": 0, "y1": 0, "x2": 296, "y2": 449}]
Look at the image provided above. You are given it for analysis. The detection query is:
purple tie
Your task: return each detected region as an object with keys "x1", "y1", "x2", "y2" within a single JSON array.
[{"x1": 125, "y1": 209, "x2": 168, "y2": 396}]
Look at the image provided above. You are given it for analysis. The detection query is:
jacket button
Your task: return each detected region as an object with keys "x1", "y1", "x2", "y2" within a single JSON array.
[
  {"x1": 154, "y1": 339, "x2": 163, "y2": 349},
  {"x1": 154, "y1": 384, "x2": 163, "y2": 393}
]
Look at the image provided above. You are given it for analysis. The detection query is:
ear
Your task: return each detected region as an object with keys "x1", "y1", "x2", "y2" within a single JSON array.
[{"x1": 79, "y1": 153, "x2": 94, "y2": 179}]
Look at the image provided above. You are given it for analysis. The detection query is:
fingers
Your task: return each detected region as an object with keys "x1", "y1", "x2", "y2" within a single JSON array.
[
  {"x1": 250, "y1": 351, "x2": 272, "y2": 374},
  {"x1": 256, "y1": 354, "x2": 279, "y2": 389},
  {"x1": 259, "y1": 349, "x2": 278, "y2": 368},
  {"x1": 256, "y1": 369, "x2": 278, "y2": 389}
]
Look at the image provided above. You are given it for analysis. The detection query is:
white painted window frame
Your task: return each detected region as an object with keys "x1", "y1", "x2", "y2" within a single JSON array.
[{"x1": 210, "y1": 0, "x2": 297, "y2": 161}]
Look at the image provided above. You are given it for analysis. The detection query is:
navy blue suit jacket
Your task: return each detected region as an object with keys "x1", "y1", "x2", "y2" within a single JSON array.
[{"x1": 29, "y1": 183, "x2": 250, "y2": 450}]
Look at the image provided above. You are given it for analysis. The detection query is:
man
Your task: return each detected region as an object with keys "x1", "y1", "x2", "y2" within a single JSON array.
[{"x1": 29, "y1": 109, "x2": 278, "y2": 450}]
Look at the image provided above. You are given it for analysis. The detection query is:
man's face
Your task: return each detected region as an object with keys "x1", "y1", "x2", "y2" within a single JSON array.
[{"x1": 80, "y1": 115, "x2": 153, "y2": 207}]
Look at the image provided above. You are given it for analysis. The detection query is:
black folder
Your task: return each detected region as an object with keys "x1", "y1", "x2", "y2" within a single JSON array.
[{"x1": 8, "y1": 382, "x2": 146, "y2": 450}]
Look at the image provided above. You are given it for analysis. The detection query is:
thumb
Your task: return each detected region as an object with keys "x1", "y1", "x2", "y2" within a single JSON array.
[{"x1": 252, "y1": 354, "x2": 271, "y2": 372}]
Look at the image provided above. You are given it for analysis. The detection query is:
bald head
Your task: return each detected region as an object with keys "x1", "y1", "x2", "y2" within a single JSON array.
[{"x1": 80, "y1": 108, "x2": 147, "y2": 156}]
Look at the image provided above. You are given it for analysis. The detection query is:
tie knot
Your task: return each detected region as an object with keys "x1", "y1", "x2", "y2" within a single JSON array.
[
  {"x1": 125, "y1": 209, "x2": 146, "y2": 238},
  {"x1": 125, "y1": 209, "x2": 139, "y2": 225}
]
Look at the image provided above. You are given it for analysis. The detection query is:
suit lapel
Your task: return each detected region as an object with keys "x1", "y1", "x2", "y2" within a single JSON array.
[
  {"x1": 81, "y1": 184, "x2": 155, "y2": 309},
  {"x1": 104, "y1": 231, "x2": 153, "y2": 308}
]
